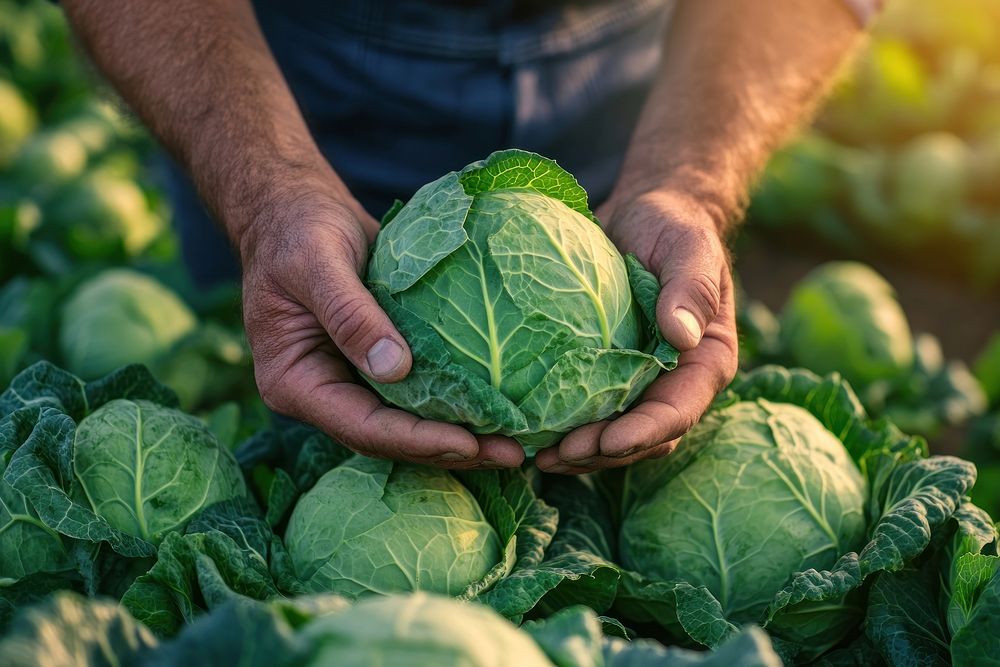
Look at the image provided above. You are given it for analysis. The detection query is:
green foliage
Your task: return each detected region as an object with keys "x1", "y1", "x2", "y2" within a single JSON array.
[
  {"x1": 0, "y1": 4, "x2": 998, "y2": 664},
  {"x1": 45, "y1": 170, "x2": 164, "y2": 260},
  {"x1": 975, "y1": 332, "x2": 1000, "y2": 405},
  {"x1": 297, "y1": 594, "x2": 553, "y2": 666},
  {"x1": 73, "y1": 398, "x2": 246, "y2": 544},
  {"x1": 0, "y1": 362, "x2": 249, "y2": 618},
  {"x1": 0, "y1": 592, "x2": 157, "y2": 667},
  {"x1": 620, "y1": 401, "x2": 868, "y2": 634},
  {"x1": 260, "y1": 424, "x2": 623, "y2": 625},
  {"x1": 864, "y1": 503, "x2": 1000, "y2": 666},
  {"x1": 0, "y1": 79, "x2": 35, "y2": 167},
  {"x1": 748, "y1": 0, "x2": 1000, "y2": 288},
  {"x1": 739, "y1": 261, "x2": 987, "y2": 438}
]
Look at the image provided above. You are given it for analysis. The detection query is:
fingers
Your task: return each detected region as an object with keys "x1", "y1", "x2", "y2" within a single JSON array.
[
  {"x1": 313, "y1": 272, "x2": 411, "y2": 383},
  {"x1": 536, "y1": 268, "x2": 739, "y2": 474},
  {"x1": 282, "y1": 223, "x2": 412, "y2": 383},
  {"x1": 242, "y1": 195, "x2": 522, "y2": 469},
  {"x1": 536, "y1": 432, "x2": 678, "y2": 474},
  {"x1": 256, "y1": 341, "x2": 523, "y2": 467},
  {"x1": 472, "y1": 435, "x2": 527, "y2": 468},
  {"x1": 599, "y1": 361, "x2": 724, "y2": 456},
  {"x1": 600, "y1": 273, "x2": 737, "y2": 457},
  {"x1": 655, "y1": 224, "x2": 728, "y2": 351}
]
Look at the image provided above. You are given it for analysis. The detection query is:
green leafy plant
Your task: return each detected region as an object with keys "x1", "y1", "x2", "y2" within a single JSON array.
[
  {"x1": 283, "y1": 455, "x2": 502, "y2": 598},
  {"x1": 0, "y1": 361, "x2": 249, "y2": 624},
  {"x1": 864, "y1": 503, "x2": 1000, "y2": 666},
  {"x1": 743, "y1": 261, "x2": 986, "y2": 437},
  {"x1": 779, "y1": 262, "x2": 914, "y2": 391},
  {"x1": 0, "y1": 590, "x2": 784, "y2": 667},
  {"x1": 259, "y1": 424, "x2": 620, "y2": 624},
  {"x1": 364, "y1": 149, "x2": 677, "y2": 454},
  {"x1": 554, "y1": 366, "x2": 977, "y2": 662}
]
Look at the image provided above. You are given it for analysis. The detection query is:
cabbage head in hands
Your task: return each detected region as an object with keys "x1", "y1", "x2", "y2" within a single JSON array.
[{"x1": 365, "y1": 150, "x2": 677, "y2": 455}]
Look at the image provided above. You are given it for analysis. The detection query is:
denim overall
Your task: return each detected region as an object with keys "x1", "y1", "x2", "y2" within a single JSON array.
[{"x1": 167, "y1": 0, "x2": 676, "y2": 286}]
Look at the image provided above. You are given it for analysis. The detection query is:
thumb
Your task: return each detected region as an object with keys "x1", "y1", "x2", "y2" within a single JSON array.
[
  {"x1": 308, "y1": 259, "x2": 412, "y2": 383},
  {"x1": 654, "y1": 227, "x2": 725, "y2": 351}
]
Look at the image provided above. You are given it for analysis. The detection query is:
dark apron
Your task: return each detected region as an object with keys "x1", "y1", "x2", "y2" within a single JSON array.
[{"x1": 167, "y1": 0, "x2": 675, "y2": 286}]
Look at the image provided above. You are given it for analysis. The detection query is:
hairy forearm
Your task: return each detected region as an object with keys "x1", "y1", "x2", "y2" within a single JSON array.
[
  {"x1": 62, "y1": 0, "x2": 353, "y2": 253},
  {"x1": 611, "y1": 0, "x2": 866, "y2": 233}
]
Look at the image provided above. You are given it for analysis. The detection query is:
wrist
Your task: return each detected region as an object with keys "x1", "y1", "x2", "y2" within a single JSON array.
[
  {"x1": 600, "y1": 188, "x2": 732, "y2": 278},
  {"x1": 207, "y1": 152, "x2": 356, "y2": 266},
  {"x1": 605, "y1": 153, "x2": 749, "y2": 239},
  {"x1": 601, "y1": 185, "x2": 729, "y2": 242}
]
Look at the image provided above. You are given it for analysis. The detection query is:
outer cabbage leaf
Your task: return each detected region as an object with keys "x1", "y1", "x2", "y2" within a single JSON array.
[
  {"x1": 281, "y1": 455, "x2": 503, "y2": 599},
  {"x1": 262, "y1": 425, "x2": 614, "y2": 621},
  {"x1": 74, "y1": 398, "x2": 246, "y2": 545},
  {"x1": 368, "y1": 172, "x2": 472, "y2": 293},
  {"x1": 121, "y1": 526, "x2": 280, "y2": 638}
]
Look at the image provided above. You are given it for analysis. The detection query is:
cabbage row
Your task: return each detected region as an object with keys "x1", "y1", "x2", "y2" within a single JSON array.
[{"x1": 1, "y1": 360, "x2": 996, "y2": 665}]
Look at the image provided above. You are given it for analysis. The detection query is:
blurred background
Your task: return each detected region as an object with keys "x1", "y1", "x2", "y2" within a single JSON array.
[{"x1": 0, "y1": 0, "x2": 997, "y2": 507}]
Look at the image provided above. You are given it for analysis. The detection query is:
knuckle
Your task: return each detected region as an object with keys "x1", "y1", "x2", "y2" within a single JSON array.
[
  {"x1": 321, "y1": 294, "x2": 375, "y2": 351},
  {"x1": 676, "y1": 409, "x2": 700, "y2": 435},
  {"x1": 261, "y1": 207, "x2": 367, "y2": 282},
  {"x1": 686, "y1": 272, "x2": 722, "y2": 317},
  {"x1": 661, "y1": 399, "x2": 698, "y2": 436},
  {"x1": 326, "y1": 221, "x2": 368, "y2": 271}
]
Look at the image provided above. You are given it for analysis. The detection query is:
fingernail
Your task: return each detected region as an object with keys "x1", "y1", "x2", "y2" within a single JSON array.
[
  {"x1": 564, "y1": 456, "x2": 595, "y2": 466},
  {"x1": 673, "y1": 307, "x2": 702, "y2": 344},
  {"x1": 476, "y1": 459, "x2": 499, "y2": 468},
  {"x1": 546, "y1": 464, "x2": 571, "y2": 474},
  {"x1": 438, "y1": 452, "x2": 469, "y2": 462},
  {"x1": 609, "y1": 446, "x2": 640, "y2": 459},
  {"x1": 366, "y1": 338, "x2": 404, "y2": 377}
]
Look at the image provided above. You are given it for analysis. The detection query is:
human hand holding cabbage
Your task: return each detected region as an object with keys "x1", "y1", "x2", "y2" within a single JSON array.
[
  {"x1": 534, "y1": 189, "x2": 738, "y2": 473},
  {"x1": 238, "y1": 173, "x2": 525, "y2": 470}
]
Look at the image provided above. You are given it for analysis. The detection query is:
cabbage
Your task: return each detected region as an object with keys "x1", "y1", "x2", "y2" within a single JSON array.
[
  {"x1": 284, "y1": 455, "x2": 501, "y2": 599},
  {"x1": 620, "y1": 401, "x2": 867, "y2": 628},
  {"x1": 365, "y1": 149, "x2": 677, "y2": 454},
  {"x1": 780, "y1": 262, "x2": 914, "y2": 390},
  {"x1": 59, "y1": 269, "x2": 197, "y2": 380}
]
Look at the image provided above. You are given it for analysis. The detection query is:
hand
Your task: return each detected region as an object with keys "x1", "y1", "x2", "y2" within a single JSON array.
[
  {"x1": 239, "y1": 174, "x2": 524, "y2": 469},
  {"x1": 535, "y1": 190, "x2": 739, "y2": 473}
]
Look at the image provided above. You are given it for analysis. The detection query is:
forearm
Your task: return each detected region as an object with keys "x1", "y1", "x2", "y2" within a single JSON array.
[
  {"x1": 62, "y1": 0, "x2": 356, "y2": 254},
  {"x1": 610, "y1": 0, "x2": 867, "y2": 233}
]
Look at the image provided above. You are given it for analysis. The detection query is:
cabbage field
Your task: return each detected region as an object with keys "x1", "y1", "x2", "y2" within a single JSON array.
[{"x1": 1, "y1": 0, "x2": 1000, "y2": 666}]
